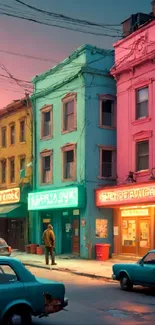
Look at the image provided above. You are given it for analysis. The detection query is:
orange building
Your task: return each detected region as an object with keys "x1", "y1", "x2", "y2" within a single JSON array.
[{"x1": 0, "y1": 98, "x2": 32, "y2": 250}]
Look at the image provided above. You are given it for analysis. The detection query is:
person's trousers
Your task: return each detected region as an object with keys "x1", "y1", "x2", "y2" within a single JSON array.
[{"x1": 45, "y1": 246, "x2": 55, "y2": 265}]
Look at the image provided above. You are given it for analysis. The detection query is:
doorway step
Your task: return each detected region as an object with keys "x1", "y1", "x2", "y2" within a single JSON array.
[{"x1": 112, "y1": 253, "x2": 141, "y2": 261}]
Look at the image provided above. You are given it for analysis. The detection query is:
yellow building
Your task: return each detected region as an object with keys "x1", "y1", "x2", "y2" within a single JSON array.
[{"x1": 0, "y1": 98, "x2": 32, "y2": 250}]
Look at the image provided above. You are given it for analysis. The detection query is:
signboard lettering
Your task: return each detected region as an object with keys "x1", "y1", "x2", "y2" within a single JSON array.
[
  {"x1": 96, "y1": 184, "x2": 155, "y2": 207},
  {"x1": 0, "y1": 188, "x2": 20, "y2": 205},
  {"x1": 121, "y1": 209, "x2": 149, "y2": 217},
  {"x1": 28, "y1": 187, "x2": 79, "y2": 210}
]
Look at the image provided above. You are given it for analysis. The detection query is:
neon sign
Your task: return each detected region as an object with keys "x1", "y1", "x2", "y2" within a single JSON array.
[{"x1": 96, "y1": 184, "x2": 155, "y2": 207}]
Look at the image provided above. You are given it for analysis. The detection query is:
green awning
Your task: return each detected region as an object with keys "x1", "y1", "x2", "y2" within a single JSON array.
[{"x1": 0, "y1": 204, "x2": 26, "y2": 218}]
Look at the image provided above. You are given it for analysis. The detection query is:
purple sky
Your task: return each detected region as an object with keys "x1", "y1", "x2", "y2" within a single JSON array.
[{"x1": 0, "y1": 0, "x2": 151, "y2": 107}]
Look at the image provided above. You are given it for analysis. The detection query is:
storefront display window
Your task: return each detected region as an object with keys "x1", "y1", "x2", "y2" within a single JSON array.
[
  {"x1": 122, "y1": 219, "x2": 136, "y2": 247},
  {"x1": 139, "y1": 221, "x2": 150, "y2": 248}
]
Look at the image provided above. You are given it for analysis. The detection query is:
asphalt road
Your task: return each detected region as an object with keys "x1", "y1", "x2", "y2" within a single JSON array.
[{"x1": 28, "y1": 266, "x2": 155, "y2": 325}]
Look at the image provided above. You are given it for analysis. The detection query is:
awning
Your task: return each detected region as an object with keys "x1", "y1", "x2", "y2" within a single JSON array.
[{"x1": 0, "y1": 204, "x2": 26, "y2": 218}]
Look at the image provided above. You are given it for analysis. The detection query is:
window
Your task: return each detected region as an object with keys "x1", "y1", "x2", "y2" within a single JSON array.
[
  {"x1": 100, "y1": 148, "x2": 116, "y2": 178},
  {"x1": 136, "y1": 141, "x2": 149, "y2": 172},
  {"x1": 40, "y1": 151, "x2": 52, "y2": 184},
  {"x1": 20, "y1": 120, "x2": 25, "y2": 142},
  {"x1": 62, "y1": 94, "x2": 76, "y2": 133},
  {"x1": 100, "y1": 97, "x2": 115, "y2": 127},
  {"x1": 1, "y1": 127, "x2": 6, "y2": 147},
  {"x1": 20, "y1": 157, "x2": 26, "y2": 170},
  {"x1": 10, "y1": 158, "x2": 15, "y2": 183},
  {"x1": 41, "y1": 106, "x2": 52, "y2": 139},
  {"x1": 0, "y1": 265, "x2": 18, "y2": 284},
  {"x1": 136, "y1": 87, "x2": 148, "y2": 119},
  {"x1": 10, "y1": 124, "x2": 15, "y2": 145},
  {"x1": 143, "y1": 252, "x2": 155, "y2": 264},
  {"x1": 62, "y1": 145, "x2": 76, "y2": 180},
  {"x1": 1, "y1": 160, "x2": 6, "y2": 184}
]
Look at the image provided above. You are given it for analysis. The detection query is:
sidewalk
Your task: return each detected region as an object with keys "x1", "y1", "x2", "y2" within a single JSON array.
[{"x1": 11, "y1": 251, "x2": 133, "y2": 280}]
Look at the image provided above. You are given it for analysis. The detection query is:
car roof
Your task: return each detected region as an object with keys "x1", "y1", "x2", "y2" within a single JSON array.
[{"x1": 0, "y1": 256, "x2": 36, "y2": 282}]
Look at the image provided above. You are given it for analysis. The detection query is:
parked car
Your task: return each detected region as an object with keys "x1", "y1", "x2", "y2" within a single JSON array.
[
  {"x1": 0, "y1": 238, "x2": 11, "y2": 256},
  {"x1": 112, "y1": 250, "x2": 155, "y2": 291},
  {"x1": 0, "y1": 257, "x2": 68, "y2": 324}
]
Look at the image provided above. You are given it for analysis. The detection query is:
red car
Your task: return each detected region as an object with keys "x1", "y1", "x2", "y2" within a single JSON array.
[{"x1": 0, "y1": 238, "x2": 11, "y2": 256}]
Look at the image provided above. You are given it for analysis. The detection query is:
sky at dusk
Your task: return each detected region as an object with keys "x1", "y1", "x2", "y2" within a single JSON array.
[{"x1": 0, "y1": 0, "x2": 151, "y2": 108}]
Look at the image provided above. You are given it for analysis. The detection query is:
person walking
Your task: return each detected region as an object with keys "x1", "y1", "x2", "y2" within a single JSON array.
[{"x1": 42, "y1": 224, "x2": 57, "y2": 266}]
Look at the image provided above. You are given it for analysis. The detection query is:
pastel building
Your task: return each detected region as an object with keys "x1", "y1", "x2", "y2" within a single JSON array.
[
  {"x1": 95, "y1": 4, "x2": 155, "y2": 257},
  {"x1": 28, "y1": 44, "x2": 116, "y2": 259},
  {"x1": 0, "y1": 99, "x2": 32, "y2": 250}
]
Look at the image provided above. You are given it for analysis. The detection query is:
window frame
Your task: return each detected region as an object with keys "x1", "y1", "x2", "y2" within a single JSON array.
[
  {"x1": 135, "y1": 86, "x2": 149, "y2": 121},
  {"x1": 61, "y1": 143, "x2": 76, "y2": 182},
  {"x1": 99, "y1": 145, "x2": 116, "y2": 180},
  {"x1": 19, "y1": 118, "x2": 26, "y2": 143},
  {"x1": 136, "y1": 140, "x2": 149, "y2": 173},
  {"x1": 19, "y1": 155, "x2": 26, "y2": 171},
  {"x1": 1, "y1": 159, "x2": 6, "y2": 184},
  {"x1": 0, "y1": 264, "x2": 19, "y2": 284},
  {"x1": 9, "y1": 157, "x2": 15, "y2": 183},
  {"x1": 9, "y1": 123, "x2": 15, "y2": 145},
  {"x1": 62, "y1": 93, "x2": 77, "y2": 134},
  {"x1": 1, "y1": 127, "x2": 7, "y2": 148},
  {"x1": 99, "y1": 94, "x2": 116, "y2": 129},
  {"x1": 40, "y1": 105, "x2": 53, "y2": 140},
  {"x1": 40, "y1": 150, "x2": 53, "y2": 185}
]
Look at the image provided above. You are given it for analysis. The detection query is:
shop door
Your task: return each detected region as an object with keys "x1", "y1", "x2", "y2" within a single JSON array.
[
  {"x1": 138, "y1": 218, "x2": 151, "y2": 256},
  {"x1": 0, "y1": 219, "x2": 8, "y2": 242},
  {"x1": 62, "y1": 216, "x2": 72, "y2": 254},
  {"x1": 8, "y1": 219, "x2": 25, "y2": 251},
  {"x1": 72, "y1": 218, "x2": 80, "y2": 255},
  {"x1": 121, "y1": 218, "x2": 136, "y2": 254}
]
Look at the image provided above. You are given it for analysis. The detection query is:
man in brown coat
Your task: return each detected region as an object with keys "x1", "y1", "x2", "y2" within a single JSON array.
[{"x1": 42, "y1": 224, "x2": 57, "y2": 265}]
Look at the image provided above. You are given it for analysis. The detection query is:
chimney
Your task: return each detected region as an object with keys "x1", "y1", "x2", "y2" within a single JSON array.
[{"x1": 152, "y1": 0, "x2": 155, "y2": 16}]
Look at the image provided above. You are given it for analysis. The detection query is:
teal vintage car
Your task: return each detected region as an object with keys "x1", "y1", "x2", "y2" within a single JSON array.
[
  {"x1": 112, "y1": 250, "x2": 155, "y2": 291},
  {"x1": 0, "y1": 256, "x2": 68, "y2": 324}
]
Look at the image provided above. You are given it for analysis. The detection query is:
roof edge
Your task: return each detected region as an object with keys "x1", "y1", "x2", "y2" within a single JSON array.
[{"x1": 32, "y1": 44, "x2": 113, "y2": 84}]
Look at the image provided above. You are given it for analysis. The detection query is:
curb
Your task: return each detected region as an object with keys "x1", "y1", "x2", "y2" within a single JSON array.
[{"x1": 23, "y1": 262, "x2": 115, "y2": 282}]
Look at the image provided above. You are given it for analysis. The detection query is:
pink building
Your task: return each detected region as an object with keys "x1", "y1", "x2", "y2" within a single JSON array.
[{"x1": 95, "y1": 3, "x2": 155, "y2": 257}]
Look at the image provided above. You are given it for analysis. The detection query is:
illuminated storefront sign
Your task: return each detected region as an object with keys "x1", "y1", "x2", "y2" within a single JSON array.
[
  {"x1": 96, "y1": 184, "x2": 155, "y2": 207},
  {"x1": 0, "y1": 188, "x2": 20, "y2": 205},
  {"x1": 121, "y1": 209, "x2": 149, "y2": 217},
  {"x1": 28, "y1": 187, "x2": 85, "y2": 210}
]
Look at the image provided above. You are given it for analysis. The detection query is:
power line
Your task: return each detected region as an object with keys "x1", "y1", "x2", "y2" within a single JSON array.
[
  {"x1": 13, "y1": 0, "x2": 121, "y2": 30},
  {"x1": 0, "y1": 10, "x2": 120, "y2": 37},
  {"x1": 0, "y1": 48, "x2": 59, "y2": 63},
  {"x1": 0, "y1": 1, "x2": 122, "y2": 38}
]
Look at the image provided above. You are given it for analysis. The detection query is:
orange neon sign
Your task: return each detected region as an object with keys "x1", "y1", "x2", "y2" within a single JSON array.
[{"x1": 95, "y1": 184, "x2": 155, "y2": 207}]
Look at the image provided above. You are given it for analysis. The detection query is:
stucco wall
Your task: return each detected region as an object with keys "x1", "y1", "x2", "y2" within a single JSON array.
[{"x1": 113, "y1": 21, "x2": 155, "y2": 184}]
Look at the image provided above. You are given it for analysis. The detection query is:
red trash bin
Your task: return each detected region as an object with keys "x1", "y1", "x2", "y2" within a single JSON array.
[
  {"x1": 95, "y1": 244, "x2": 110, "y2": 261},
  {"x1": 30, "y1": 244, "x2": 37, "y2": 254}
]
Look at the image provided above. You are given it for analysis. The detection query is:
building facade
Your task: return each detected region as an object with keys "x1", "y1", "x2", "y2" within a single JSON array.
[
  {"x1": 0, "y1": 99, "x2": 32, "y2": 250},
  {"x1": 29, "y1": 44, "x2": 116, "y2": 259},
  {"x1": 95, "y1": 8, "x2": 155, "y2": 257}
]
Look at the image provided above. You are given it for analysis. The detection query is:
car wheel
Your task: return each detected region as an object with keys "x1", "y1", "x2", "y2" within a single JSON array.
[
  {"x1": 3, "y1": 308, "x2": 32, "y2": 325},
  {"x1": 120, "y1": 274, "x2": 133, "y2": 291}
]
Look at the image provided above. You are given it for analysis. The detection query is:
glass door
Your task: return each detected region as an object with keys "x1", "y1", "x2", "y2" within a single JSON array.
[
  {"x1": 138, "y1": 219, "x2": 151, "y2": 256},
  {"x1": 121, "y1": 218, "x2": 137, "y2": 254}
]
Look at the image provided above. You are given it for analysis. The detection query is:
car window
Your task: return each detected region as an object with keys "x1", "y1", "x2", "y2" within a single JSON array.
[
  {"x1": 0, "y1": 238, "x2": 7, "y2": 246},
  {"x1": 143, "y1": 253, "x2": 155, "y2": 264},
  {"x1": 0, "y1": 264, "x2": 18, "y2": 284}
]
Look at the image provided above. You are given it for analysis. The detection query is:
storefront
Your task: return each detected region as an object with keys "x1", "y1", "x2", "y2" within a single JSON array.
[
  {"x1": 95, "y1": 182, "x2": 155, "y2": 257},
  {"x1": 28, "y1": 186, "x2": 86, "y2": 255},
  {"x1": 0, "y1": 187, "x2": 28, "y2": 250}
]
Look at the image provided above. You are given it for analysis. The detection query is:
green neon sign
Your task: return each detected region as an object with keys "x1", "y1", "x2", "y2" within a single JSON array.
[{"x1": 28, "y1": 187, "x2": 79, "y2": 210}]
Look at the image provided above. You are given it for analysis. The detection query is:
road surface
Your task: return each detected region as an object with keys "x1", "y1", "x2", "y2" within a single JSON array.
[{"x1": 28, "y1": 266, "x2": 155, "y2": 325}]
